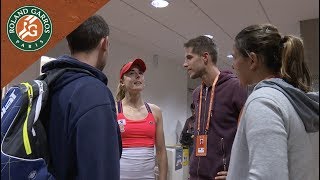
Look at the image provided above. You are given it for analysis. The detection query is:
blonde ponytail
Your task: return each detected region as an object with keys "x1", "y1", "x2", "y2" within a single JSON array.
[
  {"x1": 116, "y1": 83, "x2": 126, "y2": 102},
  {"x1": 281, "y1": 35, "x2": 312, "y2": 92}
]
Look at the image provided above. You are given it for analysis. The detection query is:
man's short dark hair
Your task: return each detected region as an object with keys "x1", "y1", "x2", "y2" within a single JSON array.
[
  {"x1": 66, "y1": 15, "x2": 109, "y2": 54},
  {"x1": 184, "y1": 36, "x2": 218, "y2": 64}
]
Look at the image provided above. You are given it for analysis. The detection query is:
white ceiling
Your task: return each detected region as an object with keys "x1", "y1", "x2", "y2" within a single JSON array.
[{"x1": 97, "y1": 0, "x2": 319, "y2": 71}]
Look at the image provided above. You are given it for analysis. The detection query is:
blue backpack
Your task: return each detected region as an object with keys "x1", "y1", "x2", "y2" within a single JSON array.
[{"x1": 1, "y1": 68, "x2": 94, "y2": 180}]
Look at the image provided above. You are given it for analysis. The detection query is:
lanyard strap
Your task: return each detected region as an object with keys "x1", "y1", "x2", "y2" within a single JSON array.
[{"x1": 197, "y1": 73, "x2": 220, "y2": 135}]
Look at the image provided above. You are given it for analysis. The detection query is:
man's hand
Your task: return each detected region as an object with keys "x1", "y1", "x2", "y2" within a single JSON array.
[{"x1": 214, "y1": 171, "x2": 227, "y2": 179}]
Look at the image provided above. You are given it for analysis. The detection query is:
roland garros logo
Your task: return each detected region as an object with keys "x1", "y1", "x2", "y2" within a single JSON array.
[{"x1": 7, "y1": 6, "x2": 52, "y2": 51}]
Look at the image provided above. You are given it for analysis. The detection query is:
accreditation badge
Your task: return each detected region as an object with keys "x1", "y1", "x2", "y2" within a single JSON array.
[
  {"x1": 117, "y1": 119, "x2": 126, "y2": 133},
  {"x1": 195, "y1": 135, "x2": 207, "y2": 157}
]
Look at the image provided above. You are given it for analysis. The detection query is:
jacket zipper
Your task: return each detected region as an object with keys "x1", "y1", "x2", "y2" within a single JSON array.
[
  {"x1": 221, "y1": 138, "x2": 227, "y2": 171},
  {"x1": 203, "y1": 87, "x2": 208, "y2": 133},
  {"x1": 196, "y1": 87, "x2": 209, "y2": 179}
]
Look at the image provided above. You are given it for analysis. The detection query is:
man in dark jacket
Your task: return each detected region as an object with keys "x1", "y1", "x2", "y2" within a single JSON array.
[
  {"x1": 42, "y1": 15, "x2": 121, "y2": 180},
  {"x1": 180, "y1": 103, "x2": 196, "y2": 157},
  {"x1": 182, "y1": 36, "x2": 247, "y2": 180}
]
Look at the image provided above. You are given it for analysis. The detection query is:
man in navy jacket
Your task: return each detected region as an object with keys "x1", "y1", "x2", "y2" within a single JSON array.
[{"x1": 42, "y1": 15, "x2": 122, "y2": 180}]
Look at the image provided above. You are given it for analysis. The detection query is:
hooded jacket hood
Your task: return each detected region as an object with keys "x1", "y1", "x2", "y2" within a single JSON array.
[
  {"x1": 41, "y1": 55, "x2": 108, "y2": 91},
  {"x1": 254, "y1": 78, "x2": 319, "y2": 132}
]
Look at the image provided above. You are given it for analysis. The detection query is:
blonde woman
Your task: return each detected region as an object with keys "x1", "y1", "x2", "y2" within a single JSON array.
[{"x1": 116, "y1": 58, "x2": 168, "y2": 180}]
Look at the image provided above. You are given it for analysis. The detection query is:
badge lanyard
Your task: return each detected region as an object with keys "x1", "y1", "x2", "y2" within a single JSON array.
[{"x1": 195, "y1": 72, "x2": 220, "y2": 157}]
